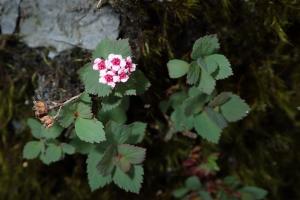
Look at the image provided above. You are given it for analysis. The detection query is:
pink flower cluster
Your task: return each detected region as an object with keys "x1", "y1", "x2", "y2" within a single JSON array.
[{"x1": 93, "y1": 54, "x2": 136, "y2": 88}]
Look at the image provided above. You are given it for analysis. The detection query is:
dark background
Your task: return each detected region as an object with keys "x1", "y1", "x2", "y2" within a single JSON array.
[{"x1": 0, "y1": 0, "x2": 299, "y2": 199}]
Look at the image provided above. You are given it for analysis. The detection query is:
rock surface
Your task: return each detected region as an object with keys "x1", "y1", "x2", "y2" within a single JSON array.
[{"x1": 0, "y1": 0, "x2": 120, "y2": 56}]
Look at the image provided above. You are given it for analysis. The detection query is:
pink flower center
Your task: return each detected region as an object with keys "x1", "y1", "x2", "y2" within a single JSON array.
[
  {"x1": 125, "y1": 61, "x2": 132, "y2": 69},
  {"x1": 119, "y1": 72, "x2": 127, "y2": 79},
  {"x1": 98, "y1": 61, "x2": 106, "y2": 70},
  {"x1": 112, "y1": 58, "x2": 120, "y2": 65},
  {"x1": 104, "y1": 74, "x2": 113, "y2": 82}
]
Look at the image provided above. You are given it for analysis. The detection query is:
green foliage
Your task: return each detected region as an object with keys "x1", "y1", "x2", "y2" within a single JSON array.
[
  {"x1": 23, "y1": 141, "x2": 43, "y2": 159},
  {"x1": 167, "y1": 59, "x2": 190, "y2": 78},
  {"x1": 23, "y1": 38, "x2": 149, "y2": 194},
  {"x1": 173, "y1": 176, "x2": 267, "y2": 200},
  {"x1": 164, "y1": 35, "x2": 250, "y2": 143},
  {"x1": 75, "y1": 118, "x2": 106, "y2": 143}
]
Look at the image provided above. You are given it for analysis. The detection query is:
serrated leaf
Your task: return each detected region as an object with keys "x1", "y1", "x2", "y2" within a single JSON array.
[
  {"x1": 78, "y1": 64, "x2": 112, "y2": 97},
  {"x1": 240, "y1": 186, "x2": 268, "y2": 200},
  {"x1": 92, "y1": 38, "x2": 131, "y2": 59},
  {"x1": 207, "y1": 54, "x2": 232, "y2": 80},
  {"x1": 75, "y1": 118, "x2": 106, "y2": 143},
  {"x1": 58, "y1": 102, "x2": 77, "y2": 128},
  {"x1": 101, "y1": 96, "x2": 122, "y2": 112},
  {"x1": 98, "y1": 106, "x2": 127, "y2": 124},
  {"x1": 204, "y1": 55, "x2": 219, "y2": 74},
  {"x1": 183, "y1": 92, "x2": 207, "y2": 116},
  {"x1": 87, "y1": 147, "x2": 112, "y2": 191},
  {"x1": 198, "y1": 60, "x2": 216, "y2": 94},
  {"x1": 126, "y1": 122, "x2": 147, "y2": 144},
  {"x1": 80, "y1": 92, "x2": 92, "y2": 103},
  {"x1": 27, "y1": 118, "x2": 42, "y2": 139},
  {"x1": 40, "y1": 143, "x2": 62, "y2": 164},
  {"x1": 23, "y1": 141, "x2": 43, "y2": 159},
  {"x1": 41, "y1": 123, "x2": 63, "y2": 139},
  {"x1": 62, "y1": 143, "x2": 76, "y2": 155},
  {"x1": 185, "y1": 176, "x2": 202, "y2": 190},
  {"x1": 187, "y1": 61, "x2": 200, "y2": 85},
  {"x1": 167, "y1": 59, "x2": 190, "y2": 78},
  {"x1": 208, "y1": 92, "x2": 232, "y2": 107},
  {"x1": 171, "y1": 105, "x2": 194, "y2": 132},
  {"x1": 77, "y1": 102, "x2": 93, "y2": 118},
  {"x1": 205, "y1": 107, "x2": 228, "y2": 129},
  {"x1": 118, "y1": 144, "x2": 146, "y2": 164},
  {"x1": 97, "y1": 145, "x2": 117, "y2": 176},
  {"x1": 191, "y1": 34, "x2": 220, "y2": 59},
  {"x1": 70, "y1": 138, "x2": 94, "y2": 154},
  {"x1": 106, "y1": 122, "x2": 130, "y2": 144},
  {"x1": 220, "y1": 94, "x2": 250, "y2": 122},
  {"x1": 114, "y1": 70, "x2": 150, "y2": 96},
  {"x1": 194, "y1": 111, "x2": 222, "y2": 143},
  {"x1": 113, "y1": 165, "x2": 144, "y2": 194}
]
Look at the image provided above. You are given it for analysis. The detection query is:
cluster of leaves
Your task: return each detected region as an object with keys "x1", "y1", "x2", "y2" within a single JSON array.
[
  {"x1": 173, "y1": 176, "x2": 268, "y2": 200},
  {"x1": 163, "y1": 35, "x2": 250, "y2": 143},
  {"x1": 23, "y1": 39, "x2": 150, "y2": 193}
]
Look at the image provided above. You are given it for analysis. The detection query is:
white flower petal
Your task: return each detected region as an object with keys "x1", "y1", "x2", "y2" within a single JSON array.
[
  {"x1": 108, "y1": 82, "x2": 116, "y2": 88},
  {"x1": 108, "y1": 54, "x2": 115, "y2": 61},
  {"x1": 113, "y1": 75, "x2": 120, "y2": 82},
  {"x1": 99, "y1": 70, "x2": 107, "y2": 76},
  {"x1": 120, "y1": 76, "x2": 129, "y2": 82},
  {"x1": 94, "y1": 58, "x2": 101, "y2": 64},
  {"x1": 112, "y1": 65, "x2": 120, "y2": 71},
  {"x1": 99, "y1": 77, "x2": 107, "y2": 84},
  {"x1": 120, "y1": 59, "x2": 126, "y2": 68},
  {"x1": 93, "y1": 64, "x2": 99, "y2": 70},
  {"x1": 126, "y1": 56, "x2": 132, "y2": 62}
]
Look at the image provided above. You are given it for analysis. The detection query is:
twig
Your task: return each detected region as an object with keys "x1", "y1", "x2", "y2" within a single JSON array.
[{"x1": 51, "y1": 93, "x2": 82, "y2": 119}]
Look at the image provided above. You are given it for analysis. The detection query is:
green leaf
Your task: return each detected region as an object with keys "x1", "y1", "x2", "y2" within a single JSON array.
[
  {"x1": 58, "y1": 102, "x2": 77, "y2": 128},
  {"x1": 40, "y1": 123, "x2": 63, "y2": 139},
  {"x1": 98, "y1": 106, "x2": 127, "y2": 124},
  {"x1": 27, "y1": 118, "x2": 42, "y2": 139},
  {"x1": 240, "y1": 186, "x2": 268, "y2": 200},
  {"x1": 209, "y1": 92, "x2": 232, "y2": 107},
  {"x1": 78, "y1": 64, "x2": 112, "y2": 97},
  {"x1": 101, "y1": 96, "x2": 122, "y2": 112},
  {"x1": 191, "y1": 34, "x2": 220, "y2": 59},
  {"x1": 106, "y1": 122, "x2": 130, "y2": 144},
  {"x1": 40, "y1": 143, "x2": 62, "y2": 164},
  {"x1": 187, "y1": 61, "x2": 200, "y2": 85},
  {"x1": 92, "y1": 38, "x2": 131, "y2": 59},
  {"x1": 97, "y1": 145, "x2": 117, "y2": 176},
  {"x1": 205, "y1": 107, "x2": 228, "y2": 129},
  {"x1": 113, "y1": 165, "x2": 144, "y2": 194},
  {"x1": 171, "y1": 105, "x2": 194, "y2": 132},
  {"x1": 198, "y1": 59, "x2": 216, "y2": 94},
  {"x1": 183, "y1": 92, "x2": 207, "y2": 116},
  {"x1": 77, "y1": 102, "x2": 93, "y2": 119},
  {"x1": 220, "y1": 94, "x2": 250, "y2": 122},
  {"x1": 80, "y1": 92, "x2": 92, "y2": 103},
  {"x1": 115, "y1": 70, "x2": 150, "y2": 96},
  {"x1": 199, "y1": 191, "x2": 213, "y2": 200},
  {"x1": 167, "y1": 59, "x2": 190, "y2": 78},
  {"x1": 87, "y1": 147, "x2": 112, "y2": 191},
  {"x1": 185, "y1": 176, "x2": 202, "y2": 190},
  {"x1": 207, "y1": 54, "x2": 232, "y2": 80},
  {"x1": 75, "y1": 118, "x2": 106, "y2": 143},
  {"x1": 70, "y1": 138, "x2": 94, "y2": 154},
  {"x1": 23, "y1": 141, "x2": 43, "y2": 159},
  {"x1": 173, "y1": 187, "x2": 189, "y2": 198},
  {"x1": 194, "y1": 111, "x2": 222, "y2": 143},
  {"x1": 204, "y1": 55, "x2": 219, "y2": 74},
  {"x1": 126, "y1": 122, "x2": 147, "y2": 144},
  {"x1": 118, "y1": 144, "x2": 146, "y2": 164},
  {"x1": 62, "y1": 143, "x2": 76, "y2": 155}
]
